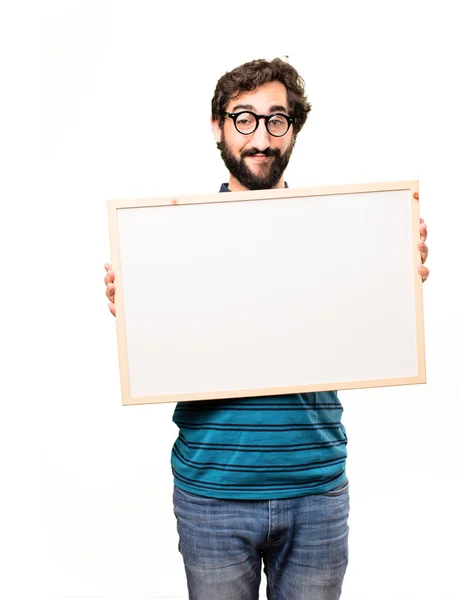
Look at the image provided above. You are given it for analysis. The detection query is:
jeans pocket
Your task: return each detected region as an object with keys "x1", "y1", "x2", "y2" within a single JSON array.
[
  {"x1": 174, "y1": 485, "x2": 202, "y2": 500},
  {"x1": 322, "y1": 479, "x2": 349, "y2": 497}
]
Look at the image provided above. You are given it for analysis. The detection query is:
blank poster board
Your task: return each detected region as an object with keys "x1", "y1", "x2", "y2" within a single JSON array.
[{"x1": 108, "y1": 181, "x2": 426, "y2": 406}]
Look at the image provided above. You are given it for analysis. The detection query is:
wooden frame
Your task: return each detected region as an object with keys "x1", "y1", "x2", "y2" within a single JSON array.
[{"x1": 108, "y1": 180, "x2": 426, "y2": 406}]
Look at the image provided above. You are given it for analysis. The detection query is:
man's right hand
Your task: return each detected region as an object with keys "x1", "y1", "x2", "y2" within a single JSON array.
[{"x1": 104, "y1": 263, "x2": 116, "y2": 317}]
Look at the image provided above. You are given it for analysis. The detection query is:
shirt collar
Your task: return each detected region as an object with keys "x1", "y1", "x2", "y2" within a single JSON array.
[{"x1": 219, "y1": 182, "x2": 289, "y2": 193}]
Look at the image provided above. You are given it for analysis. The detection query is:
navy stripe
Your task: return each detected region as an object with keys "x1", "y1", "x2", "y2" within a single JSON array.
[
  {"x1": 172, "y1": 446, "x2": 346, "y2": 473},
  {"x1": 176, "y1": 401, "x2": 340, "y2": 406},
  {"x1": 175, "y1": 404, "x2": 342, "y2": 411},
  {"x1": 175, "y1": 404, "x2": 338, "y2": 408},
  {"x1": 178, "y1": 435, "x2": 347, "y2": 452},
  {"x1": 175, "y1": 423, "x2": 341, "y2": 432}
]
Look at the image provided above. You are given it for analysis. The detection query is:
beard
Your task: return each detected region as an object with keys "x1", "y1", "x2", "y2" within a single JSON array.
[{"x1": 217, "y1": 132, "x2": 295, "y2": 191}]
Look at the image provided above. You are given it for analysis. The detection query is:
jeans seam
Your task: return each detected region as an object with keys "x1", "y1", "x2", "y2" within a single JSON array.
[
  {"x1": 266, "y1": 500, "x2": 271, "y2": 546},
  {"x1": 266, "y1": 559, "x2": 276, "y2": 599}
]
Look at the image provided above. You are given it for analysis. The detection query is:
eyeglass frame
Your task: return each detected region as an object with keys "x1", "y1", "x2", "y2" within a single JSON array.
[{"x1": 224, "y1": 111, "x2": 296, "y2": 137}]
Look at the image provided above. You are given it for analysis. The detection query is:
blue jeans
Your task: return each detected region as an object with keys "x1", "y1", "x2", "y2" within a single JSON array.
[{"x1": 173, "y1": 482, "x2": 349, "y2": 600}]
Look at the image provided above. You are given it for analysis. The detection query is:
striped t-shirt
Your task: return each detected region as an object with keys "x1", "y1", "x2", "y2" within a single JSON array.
[{"x1": 170, "y1": 184, "x2": 347, "y2": 500}]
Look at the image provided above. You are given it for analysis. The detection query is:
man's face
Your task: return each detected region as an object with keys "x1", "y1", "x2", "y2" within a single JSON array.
[{"x1": 212, "y1": 81, "x2": 296, "y2": 191}]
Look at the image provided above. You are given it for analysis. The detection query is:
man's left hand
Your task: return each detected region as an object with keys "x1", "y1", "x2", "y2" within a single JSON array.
[{"x1": 418, "y1": 218, "x2": 429, "y2": 283}]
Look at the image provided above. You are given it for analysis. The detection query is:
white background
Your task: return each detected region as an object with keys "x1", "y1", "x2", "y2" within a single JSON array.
[{"x1": 1, "y1": 1, "x2": 471, "y2": 599}]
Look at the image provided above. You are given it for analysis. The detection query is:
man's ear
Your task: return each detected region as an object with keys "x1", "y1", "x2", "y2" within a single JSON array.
[{"x1": 211, "y1": 119, "x2": 222, "y2": 144}]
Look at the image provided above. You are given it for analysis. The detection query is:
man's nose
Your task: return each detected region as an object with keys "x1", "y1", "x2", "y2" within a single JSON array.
[{"x1": 251, "y1": 118, "x2": 271, "y2": 150}]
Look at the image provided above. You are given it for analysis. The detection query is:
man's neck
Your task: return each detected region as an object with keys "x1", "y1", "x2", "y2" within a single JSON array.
[{"x1": 227, "y1": 174, "x2": 286, "y2": 192}]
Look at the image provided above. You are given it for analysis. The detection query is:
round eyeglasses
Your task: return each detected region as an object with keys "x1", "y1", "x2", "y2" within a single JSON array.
[{"x1": 224, "y1": 111, "x2": 295, "y2": 137}]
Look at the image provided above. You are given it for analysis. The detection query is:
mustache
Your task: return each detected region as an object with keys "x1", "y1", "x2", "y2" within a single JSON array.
[{"x1": 241, "y1": 147, "x2": 280, "y2": 158}]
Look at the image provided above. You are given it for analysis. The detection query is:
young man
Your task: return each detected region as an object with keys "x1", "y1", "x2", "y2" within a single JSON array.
[{"x1": 104, "y1": 58, "x2": 429, "y2": 600}]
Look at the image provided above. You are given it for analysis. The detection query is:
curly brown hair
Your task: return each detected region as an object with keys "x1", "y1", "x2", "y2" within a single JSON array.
[{"x1": 211, "y1": 58, "x2": 311, "y2": 135}]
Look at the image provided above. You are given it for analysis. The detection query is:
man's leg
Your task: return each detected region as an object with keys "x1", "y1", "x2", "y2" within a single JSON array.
[
  {"x1": 264, "y1": 481, "x2": 350, "y2": 600},
  {"x1": 173, "y1": 486, "x2": 264, "y2": 600}
]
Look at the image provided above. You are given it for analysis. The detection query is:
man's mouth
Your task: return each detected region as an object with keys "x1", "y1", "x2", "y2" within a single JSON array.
[{"x1": 245, "y1": 154, "x2": 272, "y2": 163}]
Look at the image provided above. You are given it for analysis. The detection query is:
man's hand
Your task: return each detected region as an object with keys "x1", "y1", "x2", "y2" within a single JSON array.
[
  {"x1": 414, "y1": 192, "x2": 429, "y2": 283},
  {"x1": 418, "y1": 218, "x2": 429, "y2": 283},
  {"x1": 104, "y1": 263, "x2": 116, "y2": 316}
]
